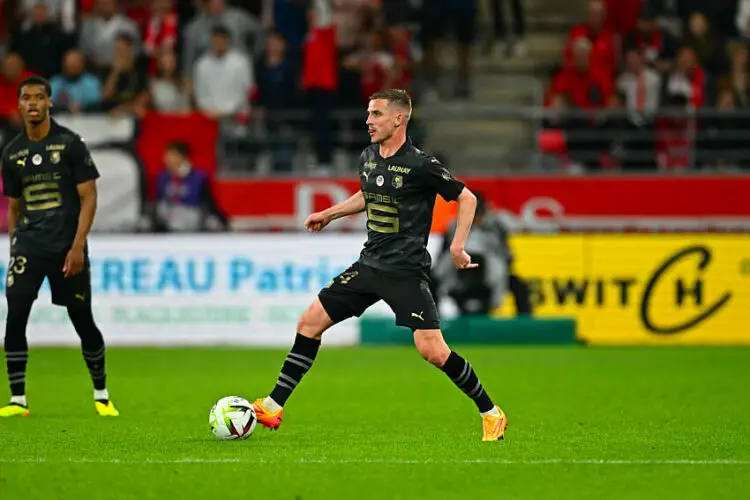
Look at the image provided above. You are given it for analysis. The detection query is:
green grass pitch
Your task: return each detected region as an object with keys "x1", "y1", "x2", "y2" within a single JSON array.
[{"x1": 0, "y1": 346, "x2": 749, "y2": 499}]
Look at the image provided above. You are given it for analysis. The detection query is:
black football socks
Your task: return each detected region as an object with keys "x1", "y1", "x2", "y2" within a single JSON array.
[
  {"x1": 440, "y1": 351, "x2": 495, "y2": 413},
  {"x1": 67, "y1": 307, "x2": 108, "y2": 399},
  {"x1": 269, "y1": 333, "x2": 321, "y2": 407},
  {"x1": 4, "y1": 297, "x2": 33, "y2": 406}
]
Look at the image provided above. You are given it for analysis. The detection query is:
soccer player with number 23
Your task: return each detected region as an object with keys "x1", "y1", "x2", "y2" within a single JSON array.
[
  {"x1": 251, "y1": 89, "x2": 508, "y2": 441},
  {"x1": 0, "y1": 76, "x2": 118, "y2": 418}
]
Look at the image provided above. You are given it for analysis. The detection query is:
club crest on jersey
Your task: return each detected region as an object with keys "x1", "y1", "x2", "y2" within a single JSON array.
[
  {"x1": 50, "y1": 151, "x2": 61, "y2": 164},
  {"x1": 32, "y1": 154, "x2": 42, "y2": 166},
  {"x1": 376, "y1": 175, "x2": 384, "y2": 186},
  {"x1": 392, "y1": 175, "x2": 403, "y2": 189}
]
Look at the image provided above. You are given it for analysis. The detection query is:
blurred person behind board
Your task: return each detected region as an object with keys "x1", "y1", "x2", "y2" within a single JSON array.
[
  {"x1": 433, "y1": 192, "x2": 532, "y2": 317},
  {"x1": 153, "y1": 141, "x2": 228, "y2": 232}
]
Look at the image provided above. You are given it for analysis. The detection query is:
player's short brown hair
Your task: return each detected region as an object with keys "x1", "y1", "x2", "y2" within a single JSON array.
[
  {"x1": 369, "y1": 89, "x2": 412, "y2": 120},
  {"x1": 166, "y1": 141, "x2": 191, "y2": 158}
]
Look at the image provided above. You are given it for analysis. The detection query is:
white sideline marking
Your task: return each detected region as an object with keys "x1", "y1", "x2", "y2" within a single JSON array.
[{"x1": 1, "y1": 458, "x2": 748, "y2": 465}]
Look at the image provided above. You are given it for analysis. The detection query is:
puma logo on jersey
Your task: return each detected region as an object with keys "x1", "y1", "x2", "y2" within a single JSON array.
[
  {"x1": 411, "y1": 311, "x2": 424, "y2": 321},
  {"x1": 75, "y1": 293, "x2": 85, "y2": 301},
  {"x1": 16, "y1": 158, "x2": 26, "y2": 167}
]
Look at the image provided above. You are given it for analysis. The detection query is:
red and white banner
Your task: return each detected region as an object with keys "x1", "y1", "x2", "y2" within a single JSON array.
[{"x1": 213, "y1": 176, "x2": 750, "y2": 232}]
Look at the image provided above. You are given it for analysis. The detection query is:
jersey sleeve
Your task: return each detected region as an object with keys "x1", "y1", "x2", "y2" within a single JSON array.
[
  {"x1": 1, "y1": 151, "x2": 22, "y2": 198},
  {"x1": 68, "y1": 135, "x2": 100, "y2": 184},
  {"x1": 357, "y1": 150, "x2": 368, "y2": 187},
  {"x1": 419, "y1": 156, "x2": 465, "y2": 202}
]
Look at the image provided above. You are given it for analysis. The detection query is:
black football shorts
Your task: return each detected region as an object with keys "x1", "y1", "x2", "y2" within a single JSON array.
[
  {"x1": 318, "y1": 261, "x2": 440, "y2": 330},
  {"x1": 5, "y1": 250, "x2": 91, "y2": 307}
]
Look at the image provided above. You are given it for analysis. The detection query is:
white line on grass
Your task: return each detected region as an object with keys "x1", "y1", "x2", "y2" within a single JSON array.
[{"x1": 1, "y1": 458, "x2": 749, "y2": 465}]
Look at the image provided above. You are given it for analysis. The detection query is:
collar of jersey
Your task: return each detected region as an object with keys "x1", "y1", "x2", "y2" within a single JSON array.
[
  {"x1": 23, "y1": 118, "x2": 60, "y2": 140},
  {"x1": 376, "y1": 135, "x2": 413, "y2": 160}
]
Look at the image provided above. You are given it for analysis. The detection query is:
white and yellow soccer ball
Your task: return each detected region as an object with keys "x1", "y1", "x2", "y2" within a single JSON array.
[{"x1": 209, "y1": 396, "x2": 257, "y2": 440}]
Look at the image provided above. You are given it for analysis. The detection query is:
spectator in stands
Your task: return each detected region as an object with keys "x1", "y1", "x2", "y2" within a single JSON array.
[
  {"x1": 332, "y1": 0, "x2": 374, "y2": 52},
  {"x1": 9, "y1": 3, "x2": 70, "y2": 79},
  {"x1": 257, "y1": 31, "x2": 300, "y2": 172},
  {"x1": 422, "y1": 0, "x2": 478, "y2": 99},
  {"x1": 718, "y1": 42, "x2": 750, "y2": 107},
  {"x1": 623, "y1": 6, "x2": 678, "y2": 73},
  {"x1": 344, "y1": 30, "x2": 395, "y2": 102},
  {"x1": 154, "y1": 141, "x2": 228, "y2": 232},
  {"x1": 149, "y1": 49, "x2": 190, "y2": 113},
  {"x1": 548, "y1": 37, "x2": 615, "y2": 111},
  {"x1": 269, "y1": 0, "x2": 309, "y2": 52},
  {"x1": 193, "y1": 25, "x2": 253, "y2": 121},
  {"x1": 618, "y1": 49, "x2": 662, "y2": 124},
  {"x1": 615, "y1": 49, "x2": 661, "y2": 169},
  {"x1": 182, "y1": 0, "x2": 265, "y2": 73},
  {"x1": 486, "y1": 0, "x2": 526, "y2": 58},
  {"x1": 302, "y1": 0, "x2": 338, "y2": 171},
  {"x1": 142, "y1": 0, "x2": 179, "y2": 76},
  {"x1": 684, "y1": 11, "x2": 725, "y2": 76},
  {"x1": 678, "y1": 0, "x2": 738, "y2": 40},
  {"x1": 0, "y1": 53, "x2": 33, "y2": 132},
  {"x1": 50, "y1": 50, "x2": 102, "y2": 113},
  {"x1": 194, "y1": 25, "x2": 254, "y2": 166},
  {"x1": 564, "y1": 0, "x2": 617, "y2": 77},
  {"x1": 548, "y1": 38, "x2": 616, "y2": 170},
  {"x1": 101, "y1": 34, "x2": 149, "y2": 116},
  {"x1": 79, "y1": 0, "x2": 141, "y2": 76},
  {"x1": 663, "y1": 46, "x2": 708, "y2": 108}
]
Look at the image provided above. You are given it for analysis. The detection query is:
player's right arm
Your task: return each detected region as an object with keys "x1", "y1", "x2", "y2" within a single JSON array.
[
  {"x1": 1, "y1": 157, "x2": 23, "y2": 244},
  {"x1": 304, "y1": 191, "x2": 365, "y2": 232}
]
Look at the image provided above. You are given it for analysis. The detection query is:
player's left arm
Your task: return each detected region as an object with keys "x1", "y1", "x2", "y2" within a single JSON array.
[
  {"x1": 64, "y1": 136, "x2": 100, "y2": 277},
  {"x1": 72, "y1": 180, "x2": 97, "y2": 251},
  {"x1": 421, "y1": 156, "x2": 478, "y2": 269},
  {"x1": 449, "y1": 187, "x2": 479, "y2": 269}
]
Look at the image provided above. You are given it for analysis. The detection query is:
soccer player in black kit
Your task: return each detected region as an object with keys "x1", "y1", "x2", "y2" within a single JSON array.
[
  {"x1": 251, "y1": 89, "x2": 507, "y2": 441},
  {"x1": 0, "y1": 76, "x2": 119, "y2": 417}
]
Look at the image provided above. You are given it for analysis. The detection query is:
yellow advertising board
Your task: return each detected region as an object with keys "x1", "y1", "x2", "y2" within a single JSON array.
[{"x1": 497, "y1": 235, "x2": 750, "y2": 345}]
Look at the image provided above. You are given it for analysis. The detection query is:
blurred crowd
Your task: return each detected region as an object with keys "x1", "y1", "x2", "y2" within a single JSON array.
[
  {"x1": 0, "y1": 0, "x2": 504, "y2": 175},
  {"x1": 543, "y1": 0, "x2": 750, "y2": 172}
]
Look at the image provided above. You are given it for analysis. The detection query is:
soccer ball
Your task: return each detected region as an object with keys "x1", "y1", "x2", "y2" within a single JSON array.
[{"x1": 209, "y1": 396, "x2": 257, "y2": 440}]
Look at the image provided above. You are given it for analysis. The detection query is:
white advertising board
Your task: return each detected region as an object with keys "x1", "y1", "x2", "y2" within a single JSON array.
[{"x1": 0, "y1": 234, "x2": 370, "y2": 347}]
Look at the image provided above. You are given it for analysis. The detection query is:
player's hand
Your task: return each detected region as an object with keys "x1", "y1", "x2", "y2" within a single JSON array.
[
  {"x1": 450, "y1": 246, "x2": 479, "y2": 270},
  {"x1": 63, "y1": 246, "x2": 85, "y2": 278},
  {"x1": 304, "y1": 212, "x2": 332, "y2": 232}
]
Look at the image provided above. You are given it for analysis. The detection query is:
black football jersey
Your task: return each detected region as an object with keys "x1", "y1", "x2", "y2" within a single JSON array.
[
  {"x1": 357, "y1": 138, "x2": 465, "y2": 276},
  {"x1": 1, "y1": 120, "x2": 100, "y2": 256}
]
